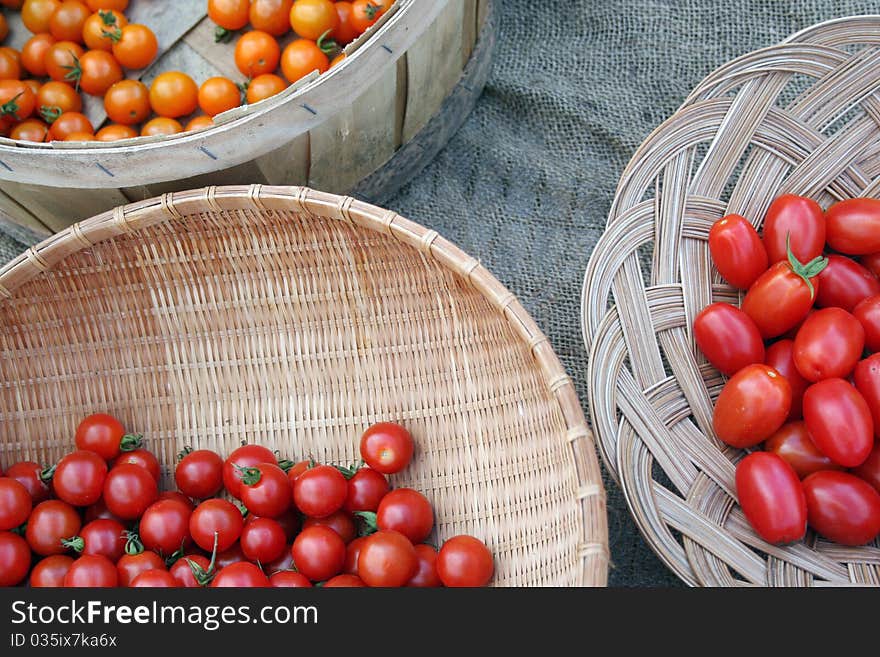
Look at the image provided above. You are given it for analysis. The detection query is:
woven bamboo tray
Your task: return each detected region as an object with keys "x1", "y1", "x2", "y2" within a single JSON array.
[
  {"x1": 0, "y1": 185, "x2": 607, "y2": 586},
  {"x1": 582, "y1": 16, "x2": 880, "y2": 587},
  {"x1": 0, "y1": 0, "x2": 496, "y2": 242}
]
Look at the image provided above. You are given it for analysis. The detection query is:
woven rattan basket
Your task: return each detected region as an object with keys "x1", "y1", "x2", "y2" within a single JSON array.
[
  {"x1": 582, "y1": 16, "x2": 880, "y2": 586},
  {"x1": 0, "y1": 185, "x2": 607, "y2": 587}
]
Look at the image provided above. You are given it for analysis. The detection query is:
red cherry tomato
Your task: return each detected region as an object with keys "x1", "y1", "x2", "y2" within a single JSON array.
[
  {"x1": 693, "y1": 303, "x2": 764, "y2": 376},
  {"x1": 712, "y1": 364, "x2": 791, "y2": 448},
  {"x1": 293, "y1": 464, "x2": 347, "y2": 518},
  {"x1": 5, "y1": 461, "x2": 52, "y2": 504},
  {"x1": 26, "y1": 500, "x2": 81, "y2": 556},
  {"x1": 271, "y1": 509, "x2": 301, "y2": 541},
  {"x1": 742, "y1": 256, "x2": 826, "y2": 339},
  {"x1": 344, "y1": 536, "x2": 367, "y2": 575},
  {"x1": 84, "y1": 497, "x2": 123, "y2": 524},
  {"x1": 303, "y1": 511, "x2": 356, "y2": 544},
  {"x1": 53, "y1": 450, "x2": 107, "y2": 507},
  {"x1": 102, "y1": 463, "x2": 158, "y2": 519},
  {"x1": 75, "y1": 413, "x2": 138, "y2": 460},
  {"x1": 436, "y1": 535, "x2": 495, "y2": 587},
  {"x1": 270, "y1": 570, "x2": 312, "y2": 587},
  {"x1": 803, "y1": 470, "x2": 880, "y2": 545},
  {"x1": 764, "y1": 340, "x2": 808, "y2": 420},
  {"x1": 344, "y1": 467, "x2": 389, "y2": 513},
  {"x1": 66, "y1": 518, "x2": 126, "y2": 562},
  {"x1": 175, "y1": 448, "x2": 224, "y2": 499},
  {"x1": 853, "y1": 295, "x2": 880, "y2": 353},
  {"x1": 212, "y1": 561, "x2": 270, "y2": 587},
  {"x1": 792, "y1": 308, "x2": 864, "y2": 382},
  {"x1": 762, "y1": 194, "x2": 825, "y2": 264},
  {"x1": 376, "y1": 488, "x2": 434, "y2": 544},
  {"x1": 815, "y1": 255, "x2": 880, "y2": 312},
  {"x1": 169, "y1": 554, "x2": 212, "y2": 588},
  {"x1": 358, "y1": 529, "x2": 418, "y2": 587},
  {"x1": 264, "y1": 545, "x2": 294, "y2": 574},
  {"x1": 0, "y1": 477, "x2": 32, "y2": 530},
  {"x1": 64, "y1": 554, "x2": 118, "y2": 587},
  {"x1": 131, "y1": 569, "x2": 178, "y2": 587},
  {"x1": 360, "y1": 422, "x2": 414, "y2": 474},
  {"x1": 764, "y1": 421, "x2": 843, "y2": 479},
  {"x1": 222, "y1": 444, "x2": 277, "y2": 499},
  {"x1": 735, "y1": 452, "x2": 806, "y2": 544},
  {"x1": 825, "y1": 198, "x2": 880, "y2": 255},
  {"x1": 853, "y1": 444, "x2": 880, "y2": 494},
  {"x1": 239, "y1": 463, "x2": 292, "y2": 518},
  {"x1": 116, "y1": 551, "x2": 165, "y2": 587},
  {"x1": 30, "y1": 555, "x2": 74, "y2": 587},
  {"x1": 324, "y1": 574, "x2": 366, "y2": 587},
  {"x1": 803, "y1": 378, "x2": 874, "y2": 467},
  {"x1": 0, "y1": 532, "x2": 31, "y2": 586},
  {"x1": 861, "y1": 252, "x2": 880, "y2": 278},
  {"x1": 291, "y1": 526, "x2": 345, "y2": 581},
  {"x1": 853, "y1": 354, "x2": 880, "y2": 438},
  {"x1": 189, "y1": 498, "x2": 244, "y2": 553},
  {"x1": 215, "y1": 542, "x2": 247, "y2": 570},
  {"x1": 708, "y1": 214, "x2": 768, "y2": 289},
  {"x1": 286, "y1": 459, "x2": 311, "y2": 482},
  {"x1": 158, "y1": 491, "x2": 195, "y2": 510},
  {"x1": 112, "y1": 448, "x2": 160, "y2": 482},
  {"x1": 408, "y1": 544, "x2": 442, "y2": 587},
  {"x1": 139, "y1": 499, "x2": 192, "y2": 555},
  {"x1": 240, "y1": 517, "x2": 286, "y2": 563}
]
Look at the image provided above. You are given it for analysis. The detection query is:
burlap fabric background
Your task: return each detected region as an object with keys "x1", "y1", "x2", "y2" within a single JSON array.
[{"x1": 2, "y1": 0, "x2": 877, "y2": 586}]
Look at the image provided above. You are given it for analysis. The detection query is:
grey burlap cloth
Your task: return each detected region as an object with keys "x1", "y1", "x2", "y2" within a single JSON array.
[{"x1": 2, "y1": 0, "x2": 877, "y2": 585}]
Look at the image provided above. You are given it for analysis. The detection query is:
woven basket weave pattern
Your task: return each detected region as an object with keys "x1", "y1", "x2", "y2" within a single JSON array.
[
  {"x1": 0, "y1": 185, "x2": 607, "y2": 587},
  {"x1": 583, "y1": 16, "x2": 880, "y2": 586}
]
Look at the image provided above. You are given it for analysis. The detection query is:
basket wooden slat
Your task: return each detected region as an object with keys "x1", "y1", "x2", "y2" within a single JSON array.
[
  {"x1": 582, "y1": 15, "x2": 880, "y2": 587},
  {"x1": 0, "y1": 185, "x2": 608, "y2": 587}
]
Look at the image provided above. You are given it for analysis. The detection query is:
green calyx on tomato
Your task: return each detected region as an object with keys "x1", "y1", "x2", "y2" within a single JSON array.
[
  {"x1": 62, "y1": 52, "x2": 83, "y2": 91},
  {"x1": 60, "y1": 535, "x2": 85, "y2": 553},
  {"x1": 317, "y1": 30, "x2": 338, "y2": 55},
  {"x1": 187, "y1": 532, "x2": 219, "y2": 587},
  {"x1": 177, "y1": 445, "x2": 193, "y2": 462},
  {"x1": 237, "y1": 465, "x2": 263, "y2": 486},
  {"x1": 119, "y1": 433, "x2": 143, "y2": 453},
  {"x1": 123, "y1": 528, "x2": 144, "y2": 556},
  {"x1": 164, "y1": 547, "x2": 185, "y2": 568},
  {"x1": 354, "y1": 510, "x2": 378, "y2": 536},
  {"x1": 10, "y1": 523, "x2": 26, "y2": 536},
  {"x1": 786, "y1": 234, "x2": 827, "y2": 300},
  {"x1": 365, "y1": 2, "x2": 383, "y2": 19},
  {"x1": 39, "y1": 105, "x2": 62, "y2": 124},
  {"x1": 0, "y1": 92, "x2": 24, "y2": 119},
  {"x1": 39, "y1": 464, "x2": 56, "y2": 483},
  {"x1": 214, "y1": 26, "x2": 234, "y2": 43},
  {"x1": 332, "y1": 461, "x2": 363, "y2": 480}
]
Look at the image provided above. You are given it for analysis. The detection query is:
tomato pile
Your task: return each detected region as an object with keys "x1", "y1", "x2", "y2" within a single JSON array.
[
  {"x1": 0, "y1": 0, "x2": 390, "y2": 142},
  {"x1": 701, "y1": 195, "x2": 880, "y2": 546},
  {"x1": 0, "y1": 415, "x2": 494, "y2": 587}
]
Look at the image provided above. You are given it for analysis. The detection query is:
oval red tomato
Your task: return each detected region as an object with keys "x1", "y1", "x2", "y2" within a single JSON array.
[
  {"x1": 708, "y1": 214, "x2": 768, "y2": 290},
  {"x1": 815, "y1": 255, "x2": 880, "y2": 312},
  {"x1": 852, "y1": 444, "x2": 880, "y2": 494},
  {"x1": 792, "y1": 307, "x2": 864, "y2": 382},
  {"x1": 735, "y1": 452, "x2": 806, "y2": 544},
  {"x1": 861, "y1": 252, "x2": 880, "y2": 278},
  {"x1": 693, "y1": 303, "x2": 764, "y2": 376},
  {"x1": 763, "y1": 421, "x2": 842, "y2": 479},
  {"x1": 853, "y1": 354, "x2": 880, "y2": 437},
  {"x1": 762, "y1": 194, "x2": 825, "y2": 264},
  {"x1": 803, "y1": 470, "x2": 880, "y2": 545},
  {"x1": 826, "y1": 198, "x2": 880, "y2": 255},
  {"x1": 712, "y1": 364, "x2": 791, "y2": 448},
  {"x1": 742, "y1": 257, "x2": 826, "y2": 339},
  {"x1": 764, "y1": 340, "x2": 808, "y2": 420},
  {"x1": 803, "y1": 378, "x2": 874, "y2": 467},
  {"x1": 853, "y1": 295, "x2": 880, "y2": 353}
]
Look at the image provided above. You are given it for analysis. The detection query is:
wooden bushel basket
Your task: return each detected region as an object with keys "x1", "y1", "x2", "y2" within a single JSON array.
[
  {"x1": 0, "y1": 0, "x2": 496, "y2": 243},
  {"x1": 0, "y1": 185, "x2": 609, "y2": 586}
]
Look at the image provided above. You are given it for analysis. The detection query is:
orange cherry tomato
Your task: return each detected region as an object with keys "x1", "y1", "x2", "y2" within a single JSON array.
[
  {"x1": 0, "y1": 48, "x2": 21, "y2": 80},
  {"x1": 103, "y1": 79, "x2": 149, "y2": 125},
  {"x1": 290, "y1": 0, "x2": 339, "y2": 41},
  {"x1": 330, "y1": 52, "x2": 346, "y2": 68},
  {"x1": 140, "y1": 116, "x2": 182, "y2": 137},
  {"x1": 44, "y1": 41, "x2": 85, "y2": 83},
  {"x1": 63, "y1": 130, "x2": 95, "y2": 141},
  {"x1": 198, "y1": 76, "x2": 241, "y2": 117},
  {"x1": 0, "y1": 0, "x2": 24, "y2": 7},
  {"x1": 246, "y1": 73, "x2": 286, "y2": 103},
  {"x1": 21, "y1": 34, "x2": 56, "y2": 76},
  {"x1": 75, "y1": 49, "x2": 123, "y2": 96},
  {"x1": 0, "y1": 80, "x2": 36, "y2": 122},
  {"x1": 280, "y1": 38, "x2": 328, "y2": 83},
  {"x1": 208, "y1": 0, "x2": 250, "y2": 30},
  {"x1": 47, "y1": 111, "x2": 93, "y2": 140},
  {"x1": 23, "y1": 80, "x2": 41, "y2": 97},
  {"x1": 331, "y1": 2, "x2": 359, "y2": 45},
  {"x1": 95, "y1": 123, "x2": 137, "y2": 141},
  {"x1": 0, "y1": 14, "x2": 8, "y2": 43},
  {"x1": 350, "y1": 0, "x2": 386, "y2": 34},
  {"x1": 234, "y1": 30, "x2": 280, "y2": 77},
  {"x1": 112, "y1": 24, "x2": 158, "y2": 70},
  {"x1": 82, "y1": 9, "x2": 127, "y2": 51},
  {"x1": 10, "y1": 118, "x2": 48, "y2": 142},
  {"x1": 37, "y1": 81, "x2": 82, "y2": 122},
  {"x1": 22, "y1": 0, "x2": 62, "y2": 35},
  {"x1": 250, "y1": 0, "x2": 293, "y2": 37},
  {"x1": 184, "y1": 115, "x2": 213, "y2": 132},
  {"x1": 50, "y1": 1, "x2": 91, "y2": 43},
  {"x1": 86, "y1": 0, "x2": 126, "y2": 9},
  {"x1": 149, "y1": 71, "x2": 198, "y2": 118}
]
